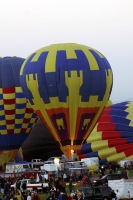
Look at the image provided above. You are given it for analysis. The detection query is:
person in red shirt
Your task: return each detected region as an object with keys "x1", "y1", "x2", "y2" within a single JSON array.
[
  {"x1": 82, "y1": 176, "x2": 87, "y2": 186},
  {"x1": 32, "y1": 192, "x2": 40, "y2": 200}
]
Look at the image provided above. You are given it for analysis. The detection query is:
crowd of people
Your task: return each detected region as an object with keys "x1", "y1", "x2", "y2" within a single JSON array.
[
  {"x1": 0, "y1": 163, "x2": 130, "y2": 200},
  {"x1": 0, "y1": 170, "x2": 92, "y2": 200}
]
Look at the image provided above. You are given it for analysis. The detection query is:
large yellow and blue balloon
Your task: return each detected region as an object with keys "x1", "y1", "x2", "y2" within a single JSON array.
[
  {"x1": 20, "y1": 43, "x2": 113, "y2": 159},
  {"x1": 0, "y1": 57, "x2": 38, "y2": 162}
]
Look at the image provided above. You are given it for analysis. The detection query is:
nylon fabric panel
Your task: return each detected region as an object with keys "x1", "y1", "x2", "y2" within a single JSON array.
[{"x1": 98, "y1": 147, "x2": 116, "y2": 158}]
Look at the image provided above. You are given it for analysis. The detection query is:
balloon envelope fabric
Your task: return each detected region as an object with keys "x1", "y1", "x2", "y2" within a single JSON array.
[
  {"x1": 20, "y1": 43, "x2": 113, "y2": 159},
  {"x1": 0, "y1": 57, "x2": 38, "y2": 160},
  {"x1": 77, "y1": 101, "x2": 133, "y2": 163},
  {"x1": 0, "y1": 148, "x2": 23, "y2": 166}
]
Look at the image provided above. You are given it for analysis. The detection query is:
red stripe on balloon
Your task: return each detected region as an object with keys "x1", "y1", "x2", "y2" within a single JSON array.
[
  {"x1": 101, "y1": 108, "x2": 112, "y2": 115},
  {"x1": 6, "y1": 119, "x2": 15, "y2": 124},
  {"x1": 97, "y1": 123, "x2": 116, "y2": 131},
  {"x1": 7, "y1": 129, "x2": 14, "y2": 134},
  {"x1": 4, "y1": 99, "x2": 15, "y2": 104},
  {"x1": 25, "y1": 108, "x2": 34, "y2": 113},
  {"x1": 102, "y1": 131, "x2": 121, "y2": 140},
  {"x1": 76, "y1": 149, "x2": 82, "y2": 155},
  {"x1": 115, "y1": 144, "x2": 133, "y2": 153},
  {"x1": 108, "y1": 138, "x2": 127, "y2": 147},
  {"x1": 21, "y1": 128, "x2": 27, "y2": 133},
  {"x1": 23, "y1": 118, "x2": 31, "y2": 123},
  {"x1": 5, "y1": 110, "x2": 15, "y2": 115},
  {"x1": 3, "y1": 87, "x2": 15, "y2": 93},
  {"x1": 99, "y1": 115, "x2": 112, "y2": 123},
  {"x1": 78, "y1": 154, "x2": 86, "y2": 159},
  {"x1": 124, "y1": 148, "x2": 133, "y2": 157}
]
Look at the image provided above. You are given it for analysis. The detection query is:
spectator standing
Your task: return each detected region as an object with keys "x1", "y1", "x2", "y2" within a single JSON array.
[
  {"x1": 61, "y1": 180, "x2": 66, "y2": 193},
  {"x1": 111, "y1": 190, "x2": 116, "y2": 200},
  {"x1": 55, "y1": 188, "x2": 60, "y2": 199},
  {"x1": 63, "y1": 173, "x2": 67, "y2": 182},
  {"x1": 16, "y1": 189, "x2": 22, "y2": 200},
  {"x1": 4, "y1": 181, "x2": 11, "y2": 195},
  {"x1": 31, "y1": 192, "x2": 40, "y2": 200},
  {"x1": 58, "y1": 192, "x2": 63, "y2": 200},
  {"x1": 27, "y1": 191, "x2": 31, "y2": 200},
  {"x1": 1, "y1": 194, "x2": 6, "y2": 200},
  {"x1": 116, "y1": 189, "x2": 121, "y2": 200},
  {"x1": 1, "y1": 179, "x2": 5, "y2": 194},
  {"x1": 81, "y1": 176, "x2": 87, "y2": 187},
  {"x1": 69, "y1": 180, "x2": 73, "y2": 193}
]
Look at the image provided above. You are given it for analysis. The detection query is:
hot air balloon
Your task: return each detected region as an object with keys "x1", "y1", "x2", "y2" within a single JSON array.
[
  {"x1": 77, "y1": 101, "x2": 133, "y2": 163},
  {"x1": 22, "y1": 119, "x2": 62, "y2": 161},
  {"x1": 20, "y1": 43, "x2": 113, "y2": 159},
  {"x1": 0, "y1": 57, "x2": 38, "y2": 163},
  {"x1": 22, "y1": 101, "x2": 113, "y2": 161},
  {"x1": 0, "y1": 148, "x2": 23, "y2": 167},
  {"x1": 14, "y1": 148, "x2": 24, "y2": 162}
]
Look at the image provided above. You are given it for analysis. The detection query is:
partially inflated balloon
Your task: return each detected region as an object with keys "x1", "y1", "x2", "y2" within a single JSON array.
[
  {"x1": 0, "y1": 148, "x2": 23, "y2": 166},
  {"x1": 77, "y1": 101, "x2": 133, "y2": 163},
  {"x1": 20, "y1": 43, "x2": 113, "y2": 159},
  {"x1": 14, "y1": 148, "x2": 24, "y2": 162},
  {"x1": 0, "y1": 57, "x2": 38, "y2": 162}
]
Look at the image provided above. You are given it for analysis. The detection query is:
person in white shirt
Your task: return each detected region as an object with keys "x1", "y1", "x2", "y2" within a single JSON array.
[
  {"x1": 27, "y1": 191, "x2": 31, "y2": 200},
  {"x1": 63, "y1": 173, "x2": 67, "y2": 182}
]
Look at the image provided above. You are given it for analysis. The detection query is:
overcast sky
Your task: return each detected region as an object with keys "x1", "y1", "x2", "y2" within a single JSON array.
[{"x1": 0, "y1": 0, "x2": 133, "y2": 103}]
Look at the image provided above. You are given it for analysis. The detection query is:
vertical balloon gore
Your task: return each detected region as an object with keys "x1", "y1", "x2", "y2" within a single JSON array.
[
  {"x1": 20, "y1": 43, "x2": 113, "y2": 159},
  {"x1": 3, "y1": 150, "x2": 18, "y2": 160}
]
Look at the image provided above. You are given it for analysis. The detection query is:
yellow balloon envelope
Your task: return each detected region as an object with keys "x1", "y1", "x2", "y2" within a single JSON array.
[{"x1": 20, "y1": 43, "x2": 113, "y2": 159}]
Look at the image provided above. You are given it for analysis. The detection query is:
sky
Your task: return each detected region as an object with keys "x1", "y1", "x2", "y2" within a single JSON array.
[{"x1": 0, "y1": 0, "x2": 133, "y2": 103}]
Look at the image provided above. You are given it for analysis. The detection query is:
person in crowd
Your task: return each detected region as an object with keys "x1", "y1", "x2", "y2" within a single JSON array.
[
  {"x1": 116, "y1": 189, "x2": 121, "y2": 200},
  {"x1": 61, "y1": 180, "x2": 66, "y2": 193},
  {"x1": 10, "y1": 194, "x2": 14, "y2": 200},
  {"x1": 81, "y1": 176, "x2": 87, "y2": 187},
  {"x1": 99, "y1": 173, "x2": 102, "y2": 179},
  {"x1": 31, "y1": 191, "x2": 40, "y2": 200},
  {"x1": 77, "y1": 189, "x2": 83, "y2": 200},
  {"x1": 4, "y1": 181, "x2": 11, "y2": 195},
  {"x1": 27, "y1": 191, "x2": 31, "y2": 200},
  {"x1": 1, "y1": 194, "x2": 6, "y2": 200},
  {"x1": 58, "y1": 191, "x2": 64, "y2": 200},
  {"x1": 111, "y1": 190, "x2": 116, "y2": 200},
  {"x1": 69, "y1": 180, "x2": 73, "y2": 193},
  {"x1": 63, "y1": 173, "x2": 67, "y2": 182},
  {"x1": 16, "y1": 189, "x2": 22, "y2": 200},
  {"x1": 39, "y1": 174, "x2": 42, "y2": 183},
  {"x1": 55, "y1": 188, "x2": 60, "y2": 199},
  {"x1": 5, "y1": 193, "x2": 10, "y2": 200}
]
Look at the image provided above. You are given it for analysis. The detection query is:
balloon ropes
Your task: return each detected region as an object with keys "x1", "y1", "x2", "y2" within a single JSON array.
[{"x1": 20, "y1": 43, "x2": 113, "y2": 159}]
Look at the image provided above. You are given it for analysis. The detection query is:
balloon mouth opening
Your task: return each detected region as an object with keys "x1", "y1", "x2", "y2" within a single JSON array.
[{"x1": 60, "y1": 145, "x2": 81, "y2": 160}]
